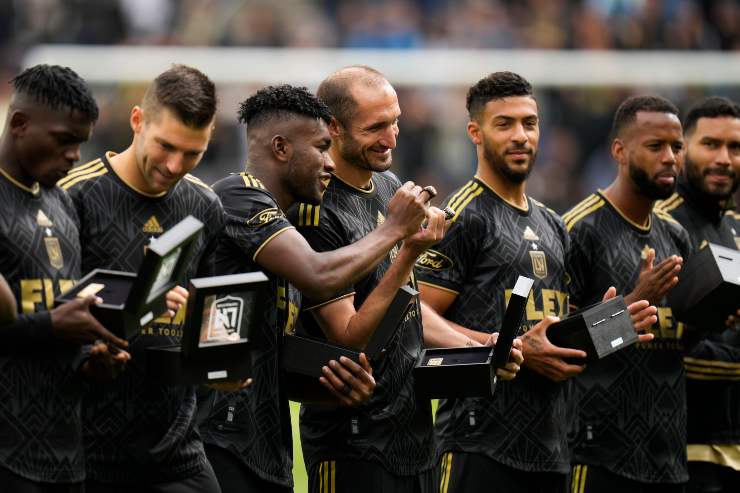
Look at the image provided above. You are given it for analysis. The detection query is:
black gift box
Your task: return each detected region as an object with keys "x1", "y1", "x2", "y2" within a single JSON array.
[
  {"x1": 414, "y1": 276, "x2": 533, "y2": 399},
  {"x1": 56, "y1": 216, "x2": 203, "y2": 339},
  {"x1": 282, "y1": 285, "x2": 418, "y2": 385},
  {"x1": 547, "y1": 295, "x2": 636, "y2": 363},
  {"x1": 147, "y1": 271, "x2": 269, "y2": 385},
  {"x1": 668, "y1": 242, "x2": 740, "y2": 328}
]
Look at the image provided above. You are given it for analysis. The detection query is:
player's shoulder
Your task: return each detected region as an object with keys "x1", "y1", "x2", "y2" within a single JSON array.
[
  {"x1": 530, "y1": 196, "x2": 565, "y2": 227},
  {"x1": 442, "y1": 178, "x2": 489, "y2": 223},
  {"x1": 57, "y1": 157, "x2": 109, "y2": 192},
  {"x1": 562, "y1": 192, "x2": 607, "y2": 232},
  {"x1": 213, "y1": 172, "x2": 276, "y2": 208},
  {"x1": 725, "y1": 209, "x2": 740, "y2": 224},
  {"x1": 654, "y1": 191, "x2": 684, "y2": 214},
  {"x1": 178, "y1": 173, "x2": 220, "y2": 203}
]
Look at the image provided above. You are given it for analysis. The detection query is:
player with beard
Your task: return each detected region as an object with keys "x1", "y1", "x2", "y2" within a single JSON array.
[
  {"x1": 292, "y1": 66, "x2": 525, "y2": 493},
  {"x1": 416, "y1": 72, "x2": 656, "y2": 493},
  {"x1": 200, "y1": 85, "x2": 435, "y2": 493},
  {"x1": 565, "y1": 96, "x2": 692, "y2": 492},
  {"x1": 0, "y1": 64, "x2": 131, "y2": 493},
  {"x1": 655, "y1": 97, "x2": 740, "y2": 493}
]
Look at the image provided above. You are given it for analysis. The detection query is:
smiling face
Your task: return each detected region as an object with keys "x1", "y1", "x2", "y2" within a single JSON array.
[
  {"x1": 468, "y1": 95, "x2": 539, "y2": 184},
  {"x1": 333, "y1": 81, "x2": 400, "y2": 173},
  {"x1": 131, "y1": 106, "x2": 213, "y2": 194},
  {"x1": 615, "y1": 111, "x2": 684, "y2": 200},
  {"x1": 684, "y1": 116, "x2": 740, "y2": 200},
  {"x1": 12, "y1": 105, "x2": 93, "y2": 188},
  {"x1": 284, "y1": 117, "x2": 335, "y2": 205}
]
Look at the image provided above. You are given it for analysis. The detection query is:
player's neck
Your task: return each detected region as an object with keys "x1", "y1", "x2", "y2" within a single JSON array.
[
  {"x1": 0, "y1": 142, "x2": 36, "y2": 188},
  {"x1": 476, "y1": 164, "x2": 527, "y2": 209},
  {"x1": 330, "y1": 151, "x2": 373, "y2": 190},
  {"x1": 109, "y1": 146, "x2": 160, "y2": 196},
  {"x1": 603, "y1": 180, "x2": 653, "y2": 227},
  {"x1": 246, "y1": 164, "x2": 293, "y2": 211}
]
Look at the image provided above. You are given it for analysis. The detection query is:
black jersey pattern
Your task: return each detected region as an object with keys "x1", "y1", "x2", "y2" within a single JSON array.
[
  {"x1": 657, "y1": 178, "x2": 740, "y2": 446},
  {"x1": 415, "y1": 177, "x2": 571, "y2": 474},
  {"x1": 197, "y1": 172, "x2": 298, "y2": 488},
  {"x1": 565, "y1": 190, "x2": 692, "y2": 484},
  {"x1": 0, "y1": 171, "x2": 84, "y2": 482},
  {"x1": 59, "y1": 153, "x2": 224, "y2": 483},
  {"x1": 289, "y1": 171, "x2": 435, "y2": 477}
]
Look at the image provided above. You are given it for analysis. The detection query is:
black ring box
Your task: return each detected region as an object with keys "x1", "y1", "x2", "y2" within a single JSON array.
[
  {"x1": 547, "y1": 295, "x2": 637, "y2": 363},
  {"x1": 668, "y1": 242, "x2": 740, "y2": 329},
  {"x1": 55, "y1": 216, "x2": 204, "y2": 340},
  {"x1": 414, "y1": 275, "x2": 533, "y2": 399},
  {"x1": 146, "y1": 271, "x2": 270, "y2": 385},
  {"x1": 281, "y1": 285, "x2": 418, "y2": 399}
]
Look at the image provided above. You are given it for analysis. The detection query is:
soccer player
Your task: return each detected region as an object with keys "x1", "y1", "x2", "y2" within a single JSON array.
[
  {"x1": 59, "y1": 65, "x2": 224, "y2": 492},
  {"x1": 416, "y1": 71, "x2": 655, "y2": 493},
  {"x1": 565, "y1": 96, "x2": 692, "y2": 492},
  {"x1": 0, "y1": 64, "x2": 129, "y2": 493},
  {"x1": 200, "y1": 85, "x2": 434, "y2": 493},
  {"x1": 656, "y1": 97, "x2": 740, "y2": 493},
  {"x1": 291, "y1": 66, "x2": 524, "y2": 493}
]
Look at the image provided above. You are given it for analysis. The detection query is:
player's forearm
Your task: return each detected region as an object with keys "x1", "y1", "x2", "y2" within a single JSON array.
[
  {"x1": 335, "y1": 246, "x2": 419, "y2": 349},
  {"x1": 0, "y1": 276, "x2": 17, "y2": 326},
  {"x1": 421, "y1": 302, "x2": 478, "y2": 348},
  {"x1": 296, "y1": 222, "x2": 406, "y2": 300}
]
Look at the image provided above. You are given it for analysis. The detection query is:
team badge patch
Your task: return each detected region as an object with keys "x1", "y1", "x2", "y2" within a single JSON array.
[
  {"x1": 247, "y1": 208, "x2": 285, "y2": 228},
  {"x1": 206, "y1": 295, "x2": 244, "y2": 342},
  {"x1": 529, "y1": 250, "x2": 547, "y2": 279},
  {"x1": 44, "y1": 236, "x2": 64, "y2": 270},
  {"x1": 416, "y1": 249, "x2": 454, "y2": 271}
]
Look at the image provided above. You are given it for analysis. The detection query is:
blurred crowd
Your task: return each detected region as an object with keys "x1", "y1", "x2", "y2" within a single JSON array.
[{"x1": 0, "y1": 0, "x2": 739, "y2": 211}]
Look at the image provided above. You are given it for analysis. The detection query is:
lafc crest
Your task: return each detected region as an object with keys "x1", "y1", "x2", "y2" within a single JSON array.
[
  {"x1": 38, "y1": 209, "x2": 64, "y2": 269},
  {"x1": 529, "y1": 250, "x2": 547, "y2": 279},
  {"x1": 206, "y1": 295, "x2": 243, "y2": 342}
]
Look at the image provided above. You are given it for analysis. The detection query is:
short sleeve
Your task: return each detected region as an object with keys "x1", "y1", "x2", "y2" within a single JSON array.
[{"x1": 566, "y1": 219, "x2": 597, "y2": 309}]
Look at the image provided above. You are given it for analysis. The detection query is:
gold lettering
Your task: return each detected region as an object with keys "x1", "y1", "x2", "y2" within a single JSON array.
[
  {"x1": 20, "y1": 279, "x2": 43, "y2": 314},
  {"x1": 277, "y1": 286, "x2": 287, "y2": 310},
  {"x1": 555, "y1": 291, "x2": 568, "y2": 317},
  {"x1": 43, "y1": 279, "x2": 55, "y2": 310},
  {"x1": 541, "y1": 289, "x2": 556, "y2": 317},
  {"x1": 525, "y1": 291, "x2": 543, "y2": 320},
  {"x1": 59, "y1": 279, "x2": 76, "y2": 296},
  {"x1": 505, "y1": 288, "x2": 568, "y2": 321},
  {"x1": 284, "y1": 301, "x2": 299, "y2": 334}
]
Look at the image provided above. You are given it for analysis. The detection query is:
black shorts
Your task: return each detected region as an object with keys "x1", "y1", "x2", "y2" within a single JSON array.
[
  {"x1": 687, "y1": 461, "x2": 740, "y2": 493},
  {"x1": 570, "y1": 464, "x2": 685, "y2": 493},
  {"x1": 85, "y1": 461, "x2": 221, "y2": 493},
  {"x1": 438, "y1": 451, "x2": 568, "y2": 493},
  {"x1": 0, "y1": 466, "x2": 83, "y2": 493},
  {"x1": 205, "y1": 443, "x2": 293, "y2": 493},
  {"x1": 308, "y1": 459, "x2": 436, "y2": 493}
]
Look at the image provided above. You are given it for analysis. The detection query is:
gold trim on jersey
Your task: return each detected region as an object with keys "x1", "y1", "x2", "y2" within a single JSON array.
[
  {"x1": 571, "y1": 464, "x2": 588, "y2": 493},
  {"x1": 240, "y1": 172, "x2": 266, "y2": 189},
  {"x1": 726, "y1": 210, "x2": 740, "y2": 220},
  {"x1": 564, "y1": 194, "x2": 605, "y2": 232},
  {"x1": 183, "y1": 174, "x2": 211, "y2": 190},
  {"x1": 439, "y1": 452, "x2": 453, "y2": 493},
  {"x1": 685, "y1": 357, "x2": 740, "y2": 380},
  {"x1": 417, "y1": 280, "x2": 460, "y2": 296},
  {"x1": 655, "y1": 192, "x2": 683, "y2": 213},
  {"x1": 597, "y1": 189, "x2": 651, "y2": 232},
  {"x1": 0, "y1": 167, "x2": 40, "y2": 195},
  {"x1": 331, "y1": 172, "x2": 374, "y2": 194},
  {"x1": 562, "y1": 194, "x2": 600, "y2": 224},
  {"x1": 448, "y1": 181, "x2": 484, "y2": 222},
  {"x1": 59, "y1": 165, "x2": 109, "y2": 190},
  {"x1": 297, "y1": 203, "x2": 321, "y2": 226},
  {"x1": 317, "y1": 460, "x2": 336, "y2": 493},
  {"x1": 687, "y1": 445, "x2": 740, "y2": 471},
  {"x1": 57, "y1": 158, "x2": 104, "y2": 186},
  {"x1": 252, "y1": 226, "x2": 294, "y2": 261},
  {"x1": 305, "y1": 292, "x2": 356, "y2": 311},
  {"x1": 654, "y1": 207, "x2": 679, "y2": 225},
  {"x1": 474, "y1": 175, "x2": 528, "y2": 212}
]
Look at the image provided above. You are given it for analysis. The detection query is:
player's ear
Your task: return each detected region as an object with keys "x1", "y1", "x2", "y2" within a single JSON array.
[
  {"x1": 327, "y1": 117, "x2": 341, "y2": 138},
  {"x1": 611, "y1": 138, "x2": 625, "y2": 165},
  {"x1": 8, "y1": 110, "x2": 29, "y2": 137},
  {"x1": 130, "y1": 106, "x2": 144, "y2": 134},
  {"x1": 272, "y1": 134, "x2": 292, "y2": 162},
  {"x1": 467, "y1": 120, "x2": 481, "y2": 145}
]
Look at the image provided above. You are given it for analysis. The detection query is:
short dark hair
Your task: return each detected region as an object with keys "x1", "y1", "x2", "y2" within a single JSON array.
[
  {"x1": 317, "y1": 65, "x2": 386, "y2": 126},
  {"x1": 466, "y1": 71, "x2": 533, "y2": 120},
  {"x1": 142, "y1": 64, "x2": 216, "y2": 128},
  {"x1": 11, "y1": 64, "x2": 99, "y2": 122},
  {"x1": 238, "y1": 85, "x2": 331, "y2": 129},
  {"x1": 684, "y1": 96, "x2": 740, "y2": 135},
  {"x1": 611, "y1": 95, "x2": 679, "y2": 138}
]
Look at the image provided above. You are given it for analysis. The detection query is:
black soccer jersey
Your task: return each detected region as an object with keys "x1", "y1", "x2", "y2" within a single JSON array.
[
  {"x1": 0, "y1": 170, "x2": 84, "y2": 483},
  {"x1": 657, "y1": 178, "x2": 740, "y2": 446},
  {"x1": 197, "y1": 172, "x2": 298, "y2": 488},
  {"x1": 289, "y1": 171, "x2": 435, "y2": 477},
  {"x1": 565, "y1": 190, "x2": 692, "y2": 484},
  {"x1": 415, "y1": 177, "x2": 571, "y2": 474},
  {"x1": 59, "y1": 153, "x2": 224, "y2": 484}
]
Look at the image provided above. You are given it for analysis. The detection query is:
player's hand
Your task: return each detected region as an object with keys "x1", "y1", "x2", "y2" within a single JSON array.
[
  {"x1": 51, "y1": 296, "x2": 129, "y2": 348},
  {"x1": 624, "y1": 249, "x2": 682, "y2": 305},
  {"x1": 208, "y1": 378, "x2": 253, "y2": 392},
  {"x1": 79, "y1": 341, "x2": 131, "y2": 382},
  {"x1": 320, "y1": 353, "x2": 376, "y2": 407},
  {"x1": 520, "y1": 316, "x2": 586, "y2": 382},
  {"x1": 402, "y1": 206, "x2": 447, "y2": 255},
  {"x1": 485, "y1": 333, "x2": 524, "y2": 381},
  {"x1": 164, "y1": 285, "x2": 188, "y2": 318},
  {"x1": 602, "y1": 286, "x2": 656, "y2": 342},
  {"x1": 384, "y1": 182, "x2": 430, "y2": 239}
]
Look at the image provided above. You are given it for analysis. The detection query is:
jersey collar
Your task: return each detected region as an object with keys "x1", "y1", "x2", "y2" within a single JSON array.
[{"x1": 0, "y1": 167, "x2": 40, "y2": 196}]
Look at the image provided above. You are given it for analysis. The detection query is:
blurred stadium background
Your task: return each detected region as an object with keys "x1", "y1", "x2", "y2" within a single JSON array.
[{"x1": 1, "y1": 0, "x2": 739, "y2": 490}]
